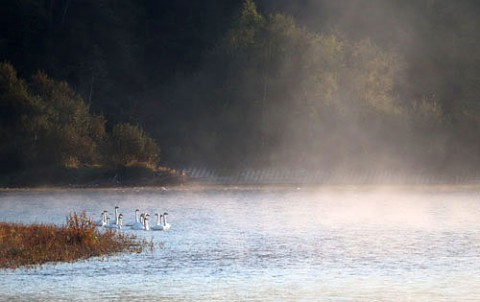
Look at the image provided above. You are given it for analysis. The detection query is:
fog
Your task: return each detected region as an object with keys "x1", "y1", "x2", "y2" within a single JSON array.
[
  {"x1": 151, "y1": 0, "x2": 480, "y2": 184},
  {"x1": 2, "y1": 1, "x2": 480, "y2": 185}
]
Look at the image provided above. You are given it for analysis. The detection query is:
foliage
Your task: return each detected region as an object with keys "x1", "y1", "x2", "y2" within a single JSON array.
[
  {"x1": 0, "y1": 63, "x2": 161, "y2": 185},
  {"x1": 107, "y1": 123, "x2": 159, "y2": 167},
  {"x1": 176, "y1": 1, "x2": 410, "y2": 170},
  {"x1": 26, "y1": 72, "x2": 106, "y2": 167},
  {"x1": 0, "y1": 63, "x2": 38, "y2": 172},
  {"x1": 226, "y1": 0, "x2": 265, "y2": 51},
  {"x1": 0, "y1": 211, "x2": 145, "y2": 269},
  {"x1": 3, "y1": 0, "x2": 480, "y2": 178}
]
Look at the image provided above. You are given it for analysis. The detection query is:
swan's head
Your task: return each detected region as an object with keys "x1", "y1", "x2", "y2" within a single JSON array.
[
  {"x1": 135, "y1": 209, "x2": 139, "y2": 212},
  {"x1": 163, "y1": 212, "x2": 169, "y2": 216},
  {"x1": 115, "y1": 206, "x2": 119, "y2": 209}
]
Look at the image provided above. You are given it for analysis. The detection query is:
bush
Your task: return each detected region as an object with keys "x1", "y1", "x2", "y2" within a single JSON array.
[{"x1": 107, "y1": 123, "x2": 160, "y2": 167}]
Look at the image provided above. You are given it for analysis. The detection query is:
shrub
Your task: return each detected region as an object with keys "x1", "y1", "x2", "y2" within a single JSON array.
[{"x1": 0, "y1": 211, "x2": 145, "y2": 269}]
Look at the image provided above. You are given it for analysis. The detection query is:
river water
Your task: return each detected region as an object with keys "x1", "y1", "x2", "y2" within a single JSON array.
[{"x1": 1, "y1": 185, "x2": 480, "y2": 301}]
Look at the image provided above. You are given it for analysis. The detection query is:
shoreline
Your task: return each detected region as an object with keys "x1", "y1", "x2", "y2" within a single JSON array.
[{"x1": 2, "y1": 181, "x2": 480, "y2": 193}]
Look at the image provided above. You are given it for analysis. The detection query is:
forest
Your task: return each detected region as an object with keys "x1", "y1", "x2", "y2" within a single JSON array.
[{"x1": 2, "y1": 0, "x2": 480, "y2": 185}]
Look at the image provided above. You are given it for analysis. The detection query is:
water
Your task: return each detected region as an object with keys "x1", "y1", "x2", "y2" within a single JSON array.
[{"x1": 1, "y1": 185, "x2": 480, "y2": 301}]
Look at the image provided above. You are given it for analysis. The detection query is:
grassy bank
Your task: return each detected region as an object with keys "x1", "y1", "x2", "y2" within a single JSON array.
[{"x1": 0, "y1": 212, "x2": 146, "y2": 269}]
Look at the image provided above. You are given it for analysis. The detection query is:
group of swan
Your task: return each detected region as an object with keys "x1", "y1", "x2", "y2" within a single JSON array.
[{"x1": 95, "y1": 206, "x2": 170, "y2": 231}]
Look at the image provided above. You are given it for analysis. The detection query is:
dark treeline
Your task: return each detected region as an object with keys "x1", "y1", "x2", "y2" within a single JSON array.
[
  {"x1": 0, "y1": 62, "x2": 161, "y2": 185},
  {"x1": 2, "y1": 0, "x2": 480, "y2": 183}
]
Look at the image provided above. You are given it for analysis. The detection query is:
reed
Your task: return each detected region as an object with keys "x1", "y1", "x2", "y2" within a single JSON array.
[{"x1": 0, "y1": 211, "x2": 146, "y2": 269}]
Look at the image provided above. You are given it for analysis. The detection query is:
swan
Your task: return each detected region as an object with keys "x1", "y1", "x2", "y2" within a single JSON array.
[
  {"x1": 150, "y1": 213, "x2": 165, "y2": 231},
  {"x1": 118, "y1": 213, "x2": 123, "y2": 229},
  {"x1": 162, "y1": 212, "x2": 171, "y2": 231},
  {"x1": 105, "y1": 214, "x2": 123, "y2": 229},
  {"x1": 113, "y1": 206, "x2": 119, "y2": 225},
  {"x1": 105, "y1": 206, "x2": 119, "y2": 228},
  {"x1": 131, "y1": 213, "x2": 146, "y2": 230},
  {"x1": 125, "y1": 209, "x2": 140, "y2": 227},
  {"x1": 143, "y1": 213, "x2": 150, "y2": 231},
  {"x1": 95, "y1": 210, "x2": 107, "y2": 226}
]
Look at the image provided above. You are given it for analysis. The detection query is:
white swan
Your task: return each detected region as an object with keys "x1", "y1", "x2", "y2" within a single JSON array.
[
  {"x1": 143, "y1": 213, "x2": 150, "y2": 231},
  {"x1": 125, "y1": 209, "x2": 140, "y2": 227},
  {"x1": 118, "y1": 214, "x2": 123, "y2": 229},
  {"x1": 131, "y1": 213, "x2": 146, "y2": 230},
  {"x1": 105, "y1": 214, "x2": 123, "y2": 229},
  {"x1": 95, "y1": 210, "x2": 107, "y2": 226},
  {"x1": 162, "y1": 212, "x2": 171, "y2": 231},
  {"x1": 105, "y1": 206, "x2": 119, "y2": 228},
  {"x1": 113, "y1": 206, "x2": 119, "y2": 225},
  {"x1": 151, "y1": 213, "x2": 165, "y2": 231}
]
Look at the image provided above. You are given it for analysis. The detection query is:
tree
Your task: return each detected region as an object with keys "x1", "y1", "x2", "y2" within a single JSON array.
[
  {"x1": 226, "y1": 0, "x2": 265, "y2": 51},
  {"x1": 0, "y1": 62, "x2": 38, "y2": 172},
  {"x1": 107, "y1": 123, "x2": 159, "y2": 167},
  {"x1": 28, "y1": 72, "x2": 106, "y2": 167}
]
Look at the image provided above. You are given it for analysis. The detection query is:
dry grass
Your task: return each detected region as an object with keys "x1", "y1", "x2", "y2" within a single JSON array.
[{"x1": 0, "y1": 211, "x2": 146, "y2": 269}]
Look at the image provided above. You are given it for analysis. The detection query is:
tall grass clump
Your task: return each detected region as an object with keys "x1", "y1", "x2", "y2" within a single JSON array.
[{"x1": 0, "y1": 211, "x2": 146, "y2": 269}]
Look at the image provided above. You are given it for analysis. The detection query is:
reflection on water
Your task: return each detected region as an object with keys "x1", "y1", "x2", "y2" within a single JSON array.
[{"x1": 1, "y1": 186, "x2": 480, "y2": 301}]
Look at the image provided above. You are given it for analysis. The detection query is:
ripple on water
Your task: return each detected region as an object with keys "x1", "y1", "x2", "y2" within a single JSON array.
[{"x1": 1, "y1": 187, "x2": 480, "y2": 301}]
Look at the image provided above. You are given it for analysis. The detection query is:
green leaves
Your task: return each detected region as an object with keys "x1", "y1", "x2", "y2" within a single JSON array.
[
  {"x1": 26, "y1": 71, "x2": 105, "y2": 167},
  {"x1": 108, "y1": 123, "x2": 159, "y2": 167},
  {"x1": 226, "y1": 0, "x2": 265, "y2": 52},
  {"x1": 0, "y1": 63, "x2": 160, "y2": 181}
]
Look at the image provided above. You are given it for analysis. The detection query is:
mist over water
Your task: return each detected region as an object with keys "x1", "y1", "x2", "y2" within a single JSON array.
[
  {"x1": 3, "y1": 2, "x2": 480, "y2": 300},
  {"x1": 181, "y1": 167, "x2": 480, "y2": 186},
  {"x1": 1, "y1": 186, "x2": 480, "y2": 301}
]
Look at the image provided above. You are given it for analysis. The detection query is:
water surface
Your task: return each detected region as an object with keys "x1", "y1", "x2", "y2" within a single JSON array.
[{"x1": 1, "y1": 186, "x2": 480, "y2": 301}]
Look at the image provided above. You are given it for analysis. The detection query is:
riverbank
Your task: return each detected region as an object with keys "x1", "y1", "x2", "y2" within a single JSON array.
[
  {"x1": 0, "y1": 212, "x2": 146, "y2": 269},
  {"x1": 0, "y1": 165, "x2": 188, "y2": 189},
  {"x1": 2, "y1": 182, "x2": 480, "y2": 195}
]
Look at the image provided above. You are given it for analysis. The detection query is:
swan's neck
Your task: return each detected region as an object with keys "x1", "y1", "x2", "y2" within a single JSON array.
[
  {"x1": 135, "y1": 211, "x2": 139, "y2": 223},
  {"x1": 156, "y1": 214, "x2": 161, "y2": 225},
  {"x1": 163, "y1": 215, "x2": 167, "y2": 226},
  {"x1": 114, "y1": 208, "x2": 119, "y2": 225}
]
